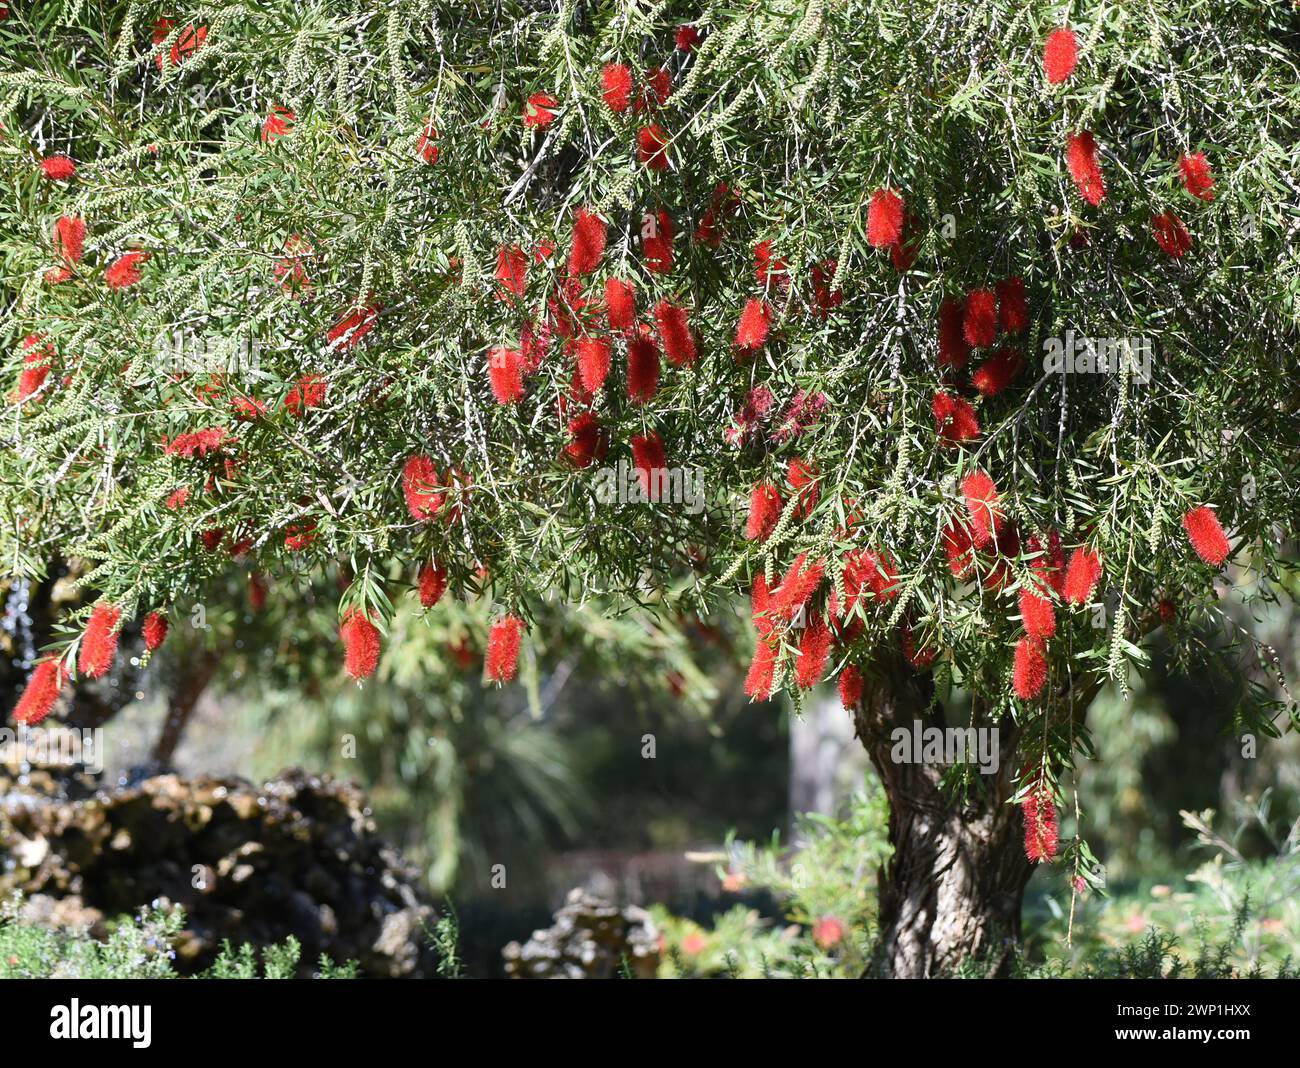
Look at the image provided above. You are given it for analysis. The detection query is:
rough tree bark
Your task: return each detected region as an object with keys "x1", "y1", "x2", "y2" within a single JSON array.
[{"x1": 852, "y1": 652, "x2": 1035, "y2": 978}]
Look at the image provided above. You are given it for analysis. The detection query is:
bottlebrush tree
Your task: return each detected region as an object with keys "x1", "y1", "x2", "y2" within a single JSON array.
[{"x1": 3, "y1": 1, "x2": 1299, "y2": 976}]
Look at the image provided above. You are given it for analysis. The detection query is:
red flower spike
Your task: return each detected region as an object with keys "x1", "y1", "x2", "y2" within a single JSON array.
[
  {"x1": 1013, "y1": 637, "x2": 1048, "y2": 700},
  {"x1": 40, "y1": 155, "x2": 76, "y2": 181},
  {"x1": 567, "y1": 208, "x2": 607, "y2": 277},
  {"x1": 524, "y1": 93, "x2": 558, "y2": 129},
  {"x1": 654, "y1": 300, "x2": 696, "y2": 367},
  {"x1": 943, "y1": 520, "x2": 976, "y2": 578},
  {"x1": 54, "y1": 215, "x2": 85, "y2": 265},
  {"x1": 938, "y1": 298, "x2": 972, "y2": 370},
  {"x1": 642, "y1": 209, "x2": 675, "y2": 273},
  {"x1": 795, "y1": 613, "x2": 832, "y2": 689},
  {"x1": 487, "y1": 346, "x2": 525, "y2": 404},
  {"x1": 12, "y1": 658, "x2": 69, "y2": 726},
  {"x1": 576, "y1": 336, "x2": 612, "y2": 394},
  {"x1": 142, "y1": 611, "x2": 169, "y2": 652},
  {"x1": 771, "y1": 553, "x2": 826, "y2": 620},
  {"x1": 787, "y1": 458, "x2": 819, "y2": 518},
  {"x1": 996, "y1": 277, "x2": 1027, "y2": 334},
  {"x1": 1183, "y1": 506, "x2": 1230, "y2": 567},
  {"x1": 601, "y1": 64, "x2": 633, "y2": 113},
  {"x1": 1152, "y1": 212, "x2": 1192, "y2": 258},
  {"x1": 867, "y1": 188, "x2": 905, "y2": 248},
  {"x1": 932, "y1": 391, "x2": 981, "y2": 444},
  {"x1": 735, "y1": 298, "x2": 772, "y2": 356},
  {"x1": 261, "y1": 105, "x2": 295, "y2": 144},
  {"x1": 744, "y1": 637, "x2": 779, "y2": 700},
  {"x1": 486, "y1": 615, "x2": 525, "y2": 682},
  {"x1": 402, "y1": 454, "x2": 444, "y2": 520},
  {"x1": 1178, "y1": 152, "x2": 1215, "y2": 202},
  {"x1": 417, "y1": 118, "x2": 438, "y2": 164},
  {"x1": 1066, "y1": 131, "x2": 1106, "y2": 206},
  {"x1": 961, "y1": 470, "x2": 1003, "y2": 548},
  {"x1": 495, "y1": 245, "x2": 528, "y2": 300},
  {"x1": 1023, "y1": 784, "x2": 1059, "y2": 863},
  {"x1": 78, "y1": 603, "x2": 122, "y2": 679},
  {"x1": 971, "y1": 347, "x2": 1023, "y2": 397},
  {"x1": 626, "y1": 332, "x2": 660, "y2": 404},
  {"x1": 340, "y1": 610, "x2": 381, "y2": 680},
  {"x1": 675, "y1": 25, "x2": 700, "y2": 51},
  {"x1": 284, "y1": 374, "x2": 326, "y2": 415},
  {"x1": 637, "y1": 124, "x2": 670, "y2": 170},
  {"x1": 105, "y1": 251, "x2": 147, "y2": 290},
  {"x1": 564, "y1": 411, "x2": 605, "y2": 468},
  {"x1": 631, "y1": 432, "x2": 667, "y2": 501},
  {"x1": 1063, "y1": 547, "x2": 1102, "y2": 605},
  {"x1": 1043, "y1": 28, "x2": 1079, "y2": 85},
  {"x1": 962, "y1": 289, "x2": 998, "y2": 349},
  {"x1": 745, "y1": 483, "x2": 782, "y2": 541},
  {"x1": 418, "y1": 563, "x2": 447, "y2": 608},
  {"x1": 838, "y1": 665, "x2": 864, "y2": 710},
  {"x1": 606, "y1": 279, "x2": 636, "y2": 333},
  {"x1": 1019, "y1": 587, "x2": 1056, "y2": 641}
]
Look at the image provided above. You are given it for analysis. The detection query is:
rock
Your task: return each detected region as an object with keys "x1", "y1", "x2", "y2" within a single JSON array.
[
  {"x1": 0, "y1": 767, "x2": 438, "y2": 977},
  {"x1": 501, "y1": 888, "x2": 660, "y2": 979}
]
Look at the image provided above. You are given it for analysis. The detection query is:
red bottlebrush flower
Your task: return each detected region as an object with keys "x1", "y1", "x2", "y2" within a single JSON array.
[
  {"x1": 902, "y1": 624, "x2": 937, "y2": 668},
  {"x1": 938, "y1": 298, "x2": 971, "y2": 369},
  {"x1": 642, "y1": 209, "x2": 675, "y2": 273},
  {"x1": 261, "y1": 105, "x2": 295, "y2": 143},
  {"x1": 18, "y1": 334, "x2": 53, "y2": 401},
  {"x1": 605, "y1": 278, "x2": 636, "y2": 333},
  {"x1": 842, "y1": 549, "x2": 899, "y2": 612},
  {"x1": 495, "y1": 244, "x2": 528, "y2": 300},
  {"x1": 795, "y1": 612, "x2": 832, "y2": 689},
  {"x1": 78, "y1": 603, "x2": 122, "y2": 679},
  {"x1": 487, "y1": 346, "x2": 525, "y2": 404},
  {"x1": 932, "y1": 391, "x2": 981, "y2": 445},
  {"x1": 283, "y1": 521, "x2": 315, "y2": 551},
  {"x1": 1063, "y1": 547, "x2": 1102, "y2": 605},
  {"x1": 694, "y1": 182, "x2": 738, "y2": 246},
  {"x1": 772, "y1": 553, "x2": 826, "y2": 620},
  {"x1": 626, "y1": 331, "x2": 660, "y2": 404},
  {"x1": 340, "y1": 610, "x2": 381, "y2": 680},
  {"x1": 153, "y1": 20, "x2": 206, "y2": 67},
  {"x1": 576, "y1": 335, "x2": 612, "y2": 394},
  {"x1": 811, "y1": 259, "x2": 844, "y2": 317},
  {"x1": 1023, "y1": 785, "x2": 1059, "y2": 863},
  {"x1": 248, "y1": 573, "x2": 268, "y2": 611},
  {"x1": 201, "y1": 527, "x2": 225, "y2": 552},
  {"x1": 637, "y1": 124, "x2": 670, "y2": 170},
  {"x1": 734, "y1": 298, "x2": 772, "y2": 356},
  {"x1": 568, "y1": 208, "x2": 607, "y2": 276},
  {"x1": 164, "y1": 427, "x2": 227, "y2": 458},
  {"x1": 417, "y1": 118, "x2": 438, "y2": 164},
  {"x1": 142, "y1": 611, "x2": 169, "y2": 652},
  {"x1": 273, "y1": 233, "x2": 313, "y2": 293},
  {"x1": 105, "y1": 251, "x2": 147, "y2": 290},
  {"x1": 1151, "y1": 212, "x2": 1192, "y2": 257},
  {"x1": 54, "y1": 215, "x2": 85, "y2": 264},
  {"x1": 787, "y1": 458, "x2": 819, "y2": 518},
  {"x1": 1178, "y1": 152, "x2": 1215, "y2": 202},
  {"x1": 486, "y1": 615, "x2": 525, "y2": 682},
  {"x1": 12, "y1": 658, "x2": 69, "y2": 726},
  {"x1": 631, "y1": 432, "x2": 667, "y2": 500},
  {"x1": 744, "y1": 636, "x2": 779, "y2": 700},
  {"x1": 745, "y1": 483, "x2": 783, "y2": 541},
  {"x1": 1066, "y1": 131, "x2": 1106, "y2": 206},
  {"x1": 1013, "y1": 637, "x2": 1048, "y2": 700},
  {"x1": 232, "y1": 395, "x2": 267, "y2": 420},
  {"x1": 1027, "y1": 531, "x2": 1066, "y2": 595},
  {"x1": 1157, "y1": 598, "x2": 1177, "y2": 624},
  {"x1": 943, "y1": 520, "x2": 976, "y2": 578},
  {"x1": 601, "y1": 63, "x2": 634, "y2": 113},
  {"x1": 44, "y1": 266, "x2": 73, "y2": 285},
  {"x1": 751, "y1": 573, "x2": 775, "y2": 633},
  {"x1": 754, "y1": 240, "x2": 789, "y2": 290},
  {"x1": 1183, "y1": 505, "x2": 1230, "y2": 567},
  {"x1": 867, "y1": 188, "x2": 905, "y2": 248},
  {"x1": 962, "y1": 288, "x2": 998, "y2": 348},
  {"x1": 996, "y1": 277, "x2": 1027, "y2": 334},
  {"x1": 564, "y1": 411, "x2": 605, "y2": 468},
  {"x1": 1042, "y1": 28, "x2": 1079, "y2": 84},
  {"x1": 402, "y1": 454, "x2": 444, "y2": 520},
  {"x1": 40, "y1": 155, "x2": 76, "y2": 181},
  {"x1": 165, "y1": 487, "x2": 190, "y2": 510},
  {"x1": 640, "y1": 67, "x2": 671, "y2": 109},
  {"x1": 772, "y1": 390, "x2": 829, "y2": 445},
  {"x1": 418, "y1": 563, "x2": 447, "y2": 608},
  {"x1": 327, "y1": 304, "x2": 378, "y2": 350},
  {"x1": 675, "y1": 24, "x2": 701, "y2": 51},
  {"x1": 284, "y1": 373, "x2": 326, "y2": 415},
  {"x1": 971, "y1": 347, "x2": 1023, "y2": 397},
  {"x1": 523, "y1": 93, "x2": 558, "y2": 129},
  {"x1": 838, "y1": 665, "x2": 864, "y2": 710},
  {"x1": 654, "y1": 300, "x2": 696, "y2": 367},
  {"x1": 961, "y1": 469, "x2": 1003, "y2": 548},
  {"x1": 1019, "y1": 586, "x2": 1056, "y2": 641},
  {"x1": 812, "y1": 915, "x2": 845, "y2": 949}
]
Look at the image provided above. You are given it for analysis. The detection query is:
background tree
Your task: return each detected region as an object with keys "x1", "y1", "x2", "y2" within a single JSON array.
[{"x1": 3, "y1": 0, "x2": 1298, "y2": 977}]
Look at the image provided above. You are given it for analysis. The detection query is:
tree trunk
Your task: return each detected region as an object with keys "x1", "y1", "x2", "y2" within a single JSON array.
[{"x1": 852, "y1": 653, "x2": 1034, "y2": 978}]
